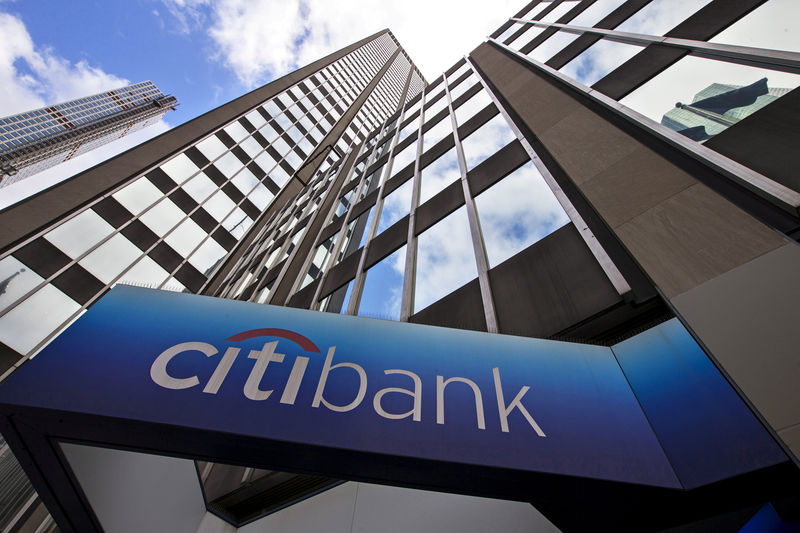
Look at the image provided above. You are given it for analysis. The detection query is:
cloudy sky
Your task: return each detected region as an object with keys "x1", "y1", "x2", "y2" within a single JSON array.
[{"x1": 0, "y1": 0, "x2": 522, "y2": 208}]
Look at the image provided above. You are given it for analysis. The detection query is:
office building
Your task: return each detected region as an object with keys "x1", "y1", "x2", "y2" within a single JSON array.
[
  {"x1": 0, "y1": 81, "x2": 177, "y2": 187},
  {"x1": 0, "y1": 1, "x2": 799, "y2": 531}
]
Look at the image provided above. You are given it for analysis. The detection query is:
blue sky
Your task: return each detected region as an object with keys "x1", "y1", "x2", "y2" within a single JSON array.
[{"x1": 0, "y1": 0, "x2": 522, "y2": 207}]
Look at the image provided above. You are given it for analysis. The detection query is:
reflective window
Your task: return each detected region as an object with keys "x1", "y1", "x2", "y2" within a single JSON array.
[
  {"x1": 569, "y1": 0, "x2": 626, "y2": 27},
  {"x1": 232, "y1": 168, "x2": 260, "y2": 195},
  {"x1": 205, "y1": 190, "x2": 237, "y2": 222},
  {"x1": 390, "y1": 141, "x2": 417, "y2": 177},
  {"x1": 302, "y1": 232, "x2": 338, "y2": 289},
  {"x1": 140, "y1": 199, "x2": 184, "y2": 237},
  {"x1": 560, "y1": 39, "x2": 644, "y2": 86},
  {"x1": 183, "y1": 173, "x2": 217, "y2": 203},
  {"x1": 248, "y1": 184, "x2": 273, "y2": 210},
  {"x1": 615, "y1": 0, "x2": 714, "y2": 35},
  {"x1": 245, "y1": 110, "x2": 266, "y2": 129},
  {"x1": 159, "y1": 155, "x2": 199, "y2": 186},
  {"x1": 272, "y1": 136, "x2": 291, "y2": 157},
  {"x1": 240, "y1": 136, "x2": 262, "y2": 158},
  {"x1": 422, "y1": 117, "x2": 453, "y2": 153},
  {"x1": 397, "y1": 115, "x2": 419, "y2": 142},
  {"x1": 414, "y1": 206, "x2": 477, "y2": 313},
  {"x1": 377, "y1": 178, "x2": 413, "y2": 233},
  {"x1": 358, "y1": 244, "x2": 406, "y2": 320},
  {"x1": 260, "y1": 124, "x2": 279, "y2": 143},
  {"x1": 475, "y1": 161, "x2": 569, "y2": 267},
  {"x1": 216, "y1": 152, "x2": 242, "y2": 178},
  {"x1": 0, "y1": 284, "x2": 80, "y2": 354},
  {"x1": 196, "y1": 135, "x2": 227, "y2": 161},
  {"x1": 0, "y1": 256, "x2": 43, "y2": 314},
  {"x1": 222, "y1": 209, "x2": 252, "y2": 239},
  {"x1": 424, "y1": 93, "x2": 449, "y2": 119},
  {"x1": 44, "y1": 209, "x2": 114, "y2": 259},
  {"x1": 527, "y1": 30, "x2": 582, "y2": 63},
  {"x1": 524, "y1": 0, "x2": 556, "y2": 20},
  {"x1": 80, "y1": 234, "x2": 142, "y2": 284},
  {"x1": 113, "y1": 177, "x2": 161, "y2": 215},
  {"x1": 540, "y1": 0, "x2": 579, "y2": 23},
  {"x1": 419, "y1": 148, "x2": 460, "y2": 205},
  {"x1": 449, "y1": 76, "x2": 476, "y2": 102},
  {"x1": 455, "y1": 90, "x2": 493, "y2": 126},
  {"x1": 709, "y1": 0, "x2": 799, "y2": 53},
  {"x1": 119, "y1": 256, "x2": 170, "y2": 287},
  {"x1": 254, "y1": 152, "x2": 277, "y2": 175},
  {"x1": 189, "y1": 238, "x2": 228, "y2": 275},
  {"x1": 461, "y1": 114, "x2": 516, "y2": 170},
  {"x1": 271, "y1": 165, "x2": 291, "y2": 187},
  {"x1": 620, "y1": 56, "x2": 800, "y2": 142},
  {"x1": 165, "y1": 218, "x2": 206, "y2": 257},
  {"x1": 224, "y1": 122, "x2": 248, "y2": 143}
]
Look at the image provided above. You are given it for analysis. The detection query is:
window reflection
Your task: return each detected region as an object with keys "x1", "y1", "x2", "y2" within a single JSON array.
[
  {"x1": 414, "y1": 206, "x2": 477, "y2": 313},
  {"x1": 161, "y1": 154, "x2": 199, "y2": 184},
  {"x1": 196, "y1": 135, "x2": 227, "y2": 161},
  {"x1": 377, "y1": 178, "x2": 413, "y2": 234},
  {"x1": 321, "y1": 279, "x2": 354, "y2": 314},
  {"x1": 189, "y1": 238, "x2": 228, "y2": 275},
  {"x1": 113, "y1": 177, "x2": 161, "y2": 215},
  {"x1": 709, "y1": 0, "x2": 799, "y2": 53},
  {"x1": 80, "y1": 234, "x2": 142, "y2": 284},
  {"x1": 358, "y1": 245, "x2": 406, "y2": 320},
  {"x1": 454, "y1": 90, "x2": 493, "y2": 126},
  {"x1": 461, "y1": 114, "x2": 516, "y2": 170},
  {"x1": 224, "y1": 122, "x2": 248, "y2": 143},
  {"x1": 620, "y1": 56, "x2": 800, "y2": 142},
  {"x1": 475, "y1": 161, "x2": 569, "y2": 267},
  {"x1": 527, "y1": 31, "x2": 582, "y2": 63},
  {"x1": 0, "y1": 256, "x2": 43, "y2": 314},
  {"x1": 540, "y1": 0, "x2": 579, "y2": 23},
  {"x1": 0, "y1": 284, "x2": 80, "y2": 354},
  {"x1": 183, "y1": 173, "x2": 217, "y2": 203},
  {"x1": 419, "y1": 148, "x2": 460, "y2": 205},
  {"x1": 140, "y1": 199, "x2": 184, "y2": 238},
  {"x1": 559, "y1": 39, "x2": 644, "y2": 86},
  {"x1": 44, "y1": 209, "x2": 113, "y2": 259},
  {"x1": 165, "y1": 218, "x2": 207, "y2": 257},
  {"x1": 508, "y1": 24, "x2": 546, "y2": 49},
  {"x1": 119, "y1": 256, "x2": 170, "y2": 287},
  {"x1": 216, "y1": 152, "x2": 242, "y2": 178},
  {"x1": 569, "y1": 0, "x2": 626, "y2": 27},
  {"x1": 422, "y1": 117, "x2": 453, "y2": 154},
  {"x1": 615, "y1": 0, "x2": 713, "y2": 36}
]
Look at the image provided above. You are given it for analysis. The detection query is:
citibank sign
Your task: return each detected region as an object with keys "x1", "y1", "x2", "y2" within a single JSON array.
[{"x1": 150, "y1": 328, "x2": 546, "y2": 435}]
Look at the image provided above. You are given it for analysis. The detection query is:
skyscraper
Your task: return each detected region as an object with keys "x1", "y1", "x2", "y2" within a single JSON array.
[
  {"x1": 0, "y1": 81, "x2": 177, "y2": 187},
  {"x1": 0, "y1": 1, "x2": 799, "y2": 531}
]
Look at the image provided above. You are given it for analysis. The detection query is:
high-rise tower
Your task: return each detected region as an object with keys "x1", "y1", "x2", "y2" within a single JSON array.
[
  {"x1": 0, "y1": 81, "x2": 177, "y2": 187},
  {"x1": 0, "y1": 1, "x2": 799, "y2": 531}
]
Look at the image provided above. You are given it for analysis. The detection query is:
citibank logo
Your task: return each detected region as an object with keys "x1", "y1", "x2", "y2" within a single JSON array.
[{"x1": 150, "y1": 328, "x2": 546, "y2": 435}]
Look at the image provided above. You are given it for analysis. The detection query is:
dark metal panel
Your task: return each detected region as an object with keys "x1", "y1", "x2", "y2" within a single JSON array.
[
  {"x1": 490, "y1": 224, "x2": 622, "y2": 338},
  {"x1": 92, "y1": 197, "x2": 132, "y2": 229},
  {"x1": 365, "y1": 216, "x2": 408, "y2": 269},
  {"x1": 51, "y1": 264, "x2": 104, "y2": 306},
  {"x1": 466, "y1": 140, "x2": 528, "y2": 197},
  {"x1": 121, "y1": 219, "x2": 159, "y2": 251},
  {"x1": 287, "y1": 279, "x2": 319, "y2": 309},
  {"x1": 414, "y1": 181, "x2": 465, "y2": 236},
  {"x1": 320, "y1": 250, "x2": 361, "y2": 298},
  {"x1": 169, "y1": 188, "x2": 199, "y2": 214},
  {"x1": 146, "y1": 167, "x2": 177, "y2": 194},
  {"x1": 409, "y1": 278, "x2": 487, "y2": 332},
  {"x1": 13, "y1": 239, "x2": 69, "y2": 279}
]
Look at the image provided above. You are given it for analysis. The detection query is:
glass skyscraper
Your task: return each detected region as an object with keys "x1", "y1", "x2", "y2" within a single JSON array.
[
  {"x1": 0, "y1": 1, "x2": 799, "y2": 530},
  {"x1": 0, "y1": 81, "x2": 176, "y2": 187}
]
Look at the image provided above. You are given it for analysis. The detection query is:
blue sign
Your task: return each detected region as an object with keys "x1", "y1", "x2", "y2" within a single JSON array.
[{"x1": 0, "y1": 286, "x2": 785, "y2": 489}]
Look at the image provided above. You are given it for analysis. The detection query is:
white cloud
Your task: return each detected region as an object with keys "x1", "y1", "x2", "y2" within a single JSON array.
[
  {"x1": 0, "y1": 11, "x2": 170, "y2": 208},
  {"x1": 161, "y1": 0, "x2": 523, "y2": 87}
]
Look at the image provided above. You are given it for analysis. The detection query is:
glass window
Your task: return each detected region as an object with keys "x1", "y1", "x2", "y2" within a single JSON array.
[
  {"x1": 419, "y1": 148, "x2": 460, "y2": 205},
  {"x1": 160, "y1": 153, "x2": 199, "y2": 184},
  {"x1": 254, "y1": 151, "x2": 277, "y2": 175},
  {"x1": 119, "y1": 256, "x2": 170, "y2": 287},
  {"x1": 421, "y1": 117, "x2": 453, "y2": 154},
  {"x1": 540, "y1": 0, "x2": 579, "y2": 23},
  {"x1": 260, "y1": 124, "x2": 279, "y2": 143},
  {"x1": 223, "y1": 209, "x2": 252, "y2": 239},
  {"x1": 215, "y1": 152, "x2": 242, "y2": 178},
  {"x1": 461, "y1": 114, "x2": 516, "y2": 170},
  {"x1": 397, "y1": 115, "x2": 419, "y2": 142},
  {"x1": 140, "y1": 199, "x2": 184, "y2": 238},
  {"x1": 454, "y1": 90, "x2": 492, "y2": 126},
  {"x1": 248, "y1": 184, "x2": 273, "y2": 210},
  {"x1": 183, "y1": 173, "x2": 217, "y2": 203},
  {"x1": 475, "y1": 161, "x2": 569, "y2": 267},
  {"x1": 80, "y1": 234, "x2": 142, "y2": 284},
  {"x1": 302, "y1": 232, "x2": 338, "y2": 289},
  {"x1": 165, "y1": 218, "x2": 207, "y2": 257},
  {"x1": 44, "y1": 209, "x2": 114, "y2": 259},
  {"x1": 508, "y1": 24, "x2": 547, "y2": 50},
  {"x1": 560, "y1": 39, "x2": 644, "y2": 86},
  {"x1": 205, "y1": 190, "x2": 237, "y2": 222},
  {"x1": 709, "y1": 0, "x2": 799, "y2": 53},
  {"x1": 615, "y1": 0, "x2": 713, "y2": 36},
  {"x1": 196, "y1": 135, "x2": 227, "y2": 161},
  {"x1": 449, "y1": 76, "x2": 476, "y2": 102},
  {"x1": 523, "y1": 1, "x2": 555, "y2": 20},
  {"x1": 424, "y1": 92, "x2": 449, "y2": 119},
  {"x1": 414, "y1": 206, "x2": 477, "y2": 313},
  {"x1": 527, "y1": 30, "x2": 582, "y2": 63},
  {"x1": 271, "y1": 165, "x2": 291, "y2": 187},
  {"x1": 358, "y1": 244, "x2": 406, "y2": 320},
  {"x1": 113, "y1": 177, "x2": 161, "y2": 215},
  {"x1": 390, "y1": 141, "x2": 417, "y2": 177},
  {"x1": 0, "y1": 284, "x2": 80, "y2": 354},
  {"x1": 377, "y1": 179, "x2": 413, "y2": 234},
  {"x1": 224, "y1": 122, "x2": 249, "y2": 142},
  {"x1": 240, "y1": 136, "x2": 262, "y2": 158},
  {"x1": 620, "y1": 56, "x2": 800, "y2": 142},
  {"x1": 245, "y1": 110, "x2": 266, "y2": 129},
  {"x1": 0, "y1": 256, "x2": 44, "y2": 314},
  {"x1": 569, "y1": 0, "x2": 626, "y2": 27},
  {"x1": 189, "y1": 238, "x2": 228, "y2": 275}
]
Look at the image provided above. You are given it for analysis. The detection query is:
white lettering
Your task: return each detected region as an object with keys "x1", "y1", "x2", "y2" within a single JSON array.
[
  {"x1": 203, "y1": 347, "x2": 240, "y2": 394},
  {"x1": 312, "y1": 347, "x2": 367, "y2": 412},
  {"x1": 493, "y1": 367, "x2": 545, "y2": 436},
  {"x1": 436, "y1": 375, "x2": 485, "y2": 430},
  {"x1": 373, "y1": 369, "x2": 422, "y2": 421},
  {"x1": 280, "y1": 356, "x2": 310, "y2": 405},
  {"x1": 244, "y1": 341, "x2": 285, "y2": 401},
  {"x1": 151, "y1": 342, "x2": 217, "y2": 390}
]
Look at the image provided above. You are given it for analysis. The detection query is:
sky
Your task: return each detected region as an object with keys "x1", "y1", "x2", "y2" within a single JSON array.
[{"x1": 0, "y1": 0, "x2": 522, "y2": 208}]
